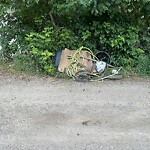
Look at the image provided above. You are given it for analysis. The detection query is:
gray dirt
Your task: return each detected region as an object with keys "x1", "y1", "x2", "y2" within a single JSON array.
[{"x1": 0, "y1": 74, "x2": 150, "y2": 150}]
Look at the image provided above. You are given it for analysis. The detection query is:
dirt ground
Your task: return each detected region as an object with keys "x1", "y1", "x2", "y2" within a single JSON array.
[{"x1": 0, "y1": 73, "x2": 150, "y2": 150}]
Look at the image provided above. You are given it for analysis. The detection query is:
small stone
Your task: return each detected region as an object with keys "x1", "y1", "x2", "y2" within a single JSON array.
[{"x1": 82, "y1": 120, "x2": 89, "y2": 125}]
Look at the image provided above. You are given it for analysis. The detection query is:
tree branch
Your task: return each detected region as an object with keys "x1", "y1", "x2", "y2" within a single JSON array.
[{"x1": 49, "y1": 12, "x2": 56, "y2": 29}]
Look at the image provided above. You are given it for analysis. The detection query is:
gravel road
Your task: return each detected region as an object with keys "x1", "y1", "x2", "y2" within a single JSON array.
[{"x1": 0, "y1": 74, "x2": 150, "y2": 150}]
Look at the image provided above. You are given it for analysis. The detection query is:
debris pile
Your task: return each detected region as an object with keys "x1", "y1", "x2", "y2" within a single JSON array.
[{"x1": 55, "y1": 47, "x2": 123, "y2": 82}]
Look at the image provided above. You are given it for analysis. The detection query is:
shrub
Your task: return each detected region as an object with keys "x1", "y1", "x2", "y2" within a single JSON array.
[
  {"x1": 136, "y1": 28, "x2": 150, "y2": 76},
  {"x1": 25, "y1": 27, "x2": 81, "y2": 75},
  {"x1": 79, "y1": 22, "x2": 144, "y2": 70},
  {"x1": 136, "y1": 54, "x2": 150, "y2": 76}
]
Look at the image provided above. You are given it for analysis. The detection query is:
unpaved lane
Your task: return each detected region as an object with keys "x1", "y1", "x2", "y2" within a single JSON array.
[{"x1": 0, "y1": 75, "x2": 150, "y2": 150}]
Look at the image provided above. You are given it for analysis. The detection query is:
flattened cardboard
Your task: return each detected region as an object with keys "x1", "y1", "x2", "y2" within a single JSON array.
[{"x1": 58, "y1": 48, "x2": 93, "y2": 72}]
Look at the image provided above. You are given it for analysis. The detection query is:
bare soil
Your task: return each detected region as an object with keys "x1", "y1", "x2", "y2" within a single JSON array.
[{"x1": 0, "y1": 72, "x2": 150, "y2": 150}]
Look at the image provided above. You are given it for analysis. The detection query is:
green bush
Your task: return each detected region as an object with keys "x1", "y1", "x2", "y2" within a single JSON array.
[
  {"x1": 136, "y1": 28, "x2": 150, "y2": 76},
  {"x1": 0, "y1": 0, "x2": 149, "y2": 77},
  {"x1": 12, "y1": 53, "x2": 37, "y2": 74},
  {"x1": 136, "y1": 54, "x2": 150, "y2": 76},
  {"x1": 25, "y1": 27, "x2": 81, "y2": 75},
  {"x1": 139, "y1": 29, "x2": 150, "y2": 54},
  {"x1": 78, "y1": 22, "x2": 144, "y2": 70},
  {"x1": 25, "y1": 23, "x2": 147, "y2": 75}
]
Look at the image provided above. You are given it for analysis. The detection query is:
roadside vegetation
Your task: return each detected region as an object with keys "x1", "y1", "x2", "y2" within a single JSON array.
[{"x1": 0, "y1": 0, "x2": 150, "y2": 77}]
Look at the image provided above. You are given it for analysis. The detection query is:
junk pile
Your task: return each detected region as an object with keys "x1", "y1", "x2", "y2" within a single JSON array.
[{"x1": 54, "y1": 46, "x2": 123, "y2": 82}]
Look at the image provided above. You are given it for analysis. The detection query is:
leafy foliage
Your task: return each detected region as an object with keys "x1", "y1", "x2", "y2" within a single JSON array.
[
  {"x1": 0, "y1": 0, "x2": 150, "y2": 75},
  {"x1": 72, "y1": 21, "x2": 145, "y2": 69},
  {"x1": 136, "y1": 54, "x2": 150, "y2": 76},
  {"x1": 25, "y1": 27, "x2": 81, "y2": 74}
]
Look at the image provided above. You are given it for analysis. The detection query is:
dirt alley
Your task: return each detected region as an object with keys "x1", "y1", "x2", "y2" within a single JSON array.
[{"x1": 0, "y1": 74, "x2": 150, "y2": 150}]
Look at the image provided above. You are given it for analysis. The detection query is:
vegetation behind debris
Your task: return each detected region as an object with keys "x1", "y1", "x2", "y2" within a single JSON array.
[{"x1": 0, "y1": 0, "x2": 150, "y2": 76}]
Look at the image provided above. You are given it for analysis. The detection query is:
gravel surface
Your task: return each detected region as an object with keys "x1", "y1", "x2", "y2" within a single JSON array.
[{"x1": 0, "y1": 74, "x2": 150, "y2": 150}]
